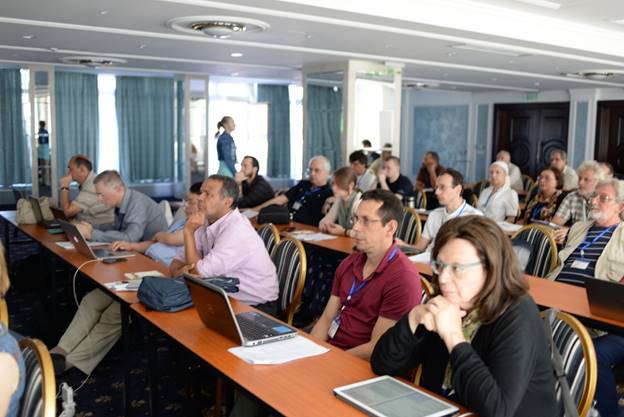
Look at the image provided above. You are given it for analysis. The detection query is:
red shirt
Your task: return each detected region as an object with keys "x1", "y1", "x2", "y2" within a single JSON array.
[{"x1": 329, "y1": 242, "x2": 422, "y2": 350}]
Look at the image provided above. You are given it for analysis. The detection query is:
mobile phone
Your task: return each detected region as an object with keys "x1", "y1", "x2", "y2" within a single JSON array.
[
  {"x1": 102, "y1": 258, "x2": 127, "y2": 264},
  {"x1": 47, "y1": 228, "x2": 65, "y2": 235}
]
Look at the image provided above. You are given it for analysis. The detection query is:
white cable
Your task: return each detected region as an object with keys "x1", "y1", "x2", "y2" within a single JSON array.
[{"x1": 72, "y1": 259, "x2": 101, "y2": 307}]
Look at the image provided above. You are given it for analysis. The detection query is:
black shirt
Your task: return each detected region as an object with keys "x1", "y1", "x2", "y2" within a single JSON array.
[
  {"x1": 238, "y1": 175, "x2": 274, "y2": 209},
  {"x1": 382, "y1": 174, "x2": 414, "y2": 199},
  {"x1": 371, "y1": 295, "x2": 557, "y2": 417},
  {"x1": 284, "y1": 180, "x2": 332, "y2": 226}
]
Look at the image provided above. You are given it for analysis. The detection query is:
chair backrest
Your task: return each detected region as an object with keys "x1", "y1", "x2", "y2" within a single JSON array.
[
  {"x1": 396, "y1": 207, "x2": 422, "y2": 245},
  {"x1": 541, "y1": 311, "x2": 597, "y2": 417},
  {"x1": 0, "y1": 298, "x2": 8, "y2": 328},
  {"x1": 420, "y1": 276, "x2": 434, "y2": 305},
  {"x1": 19, "y1": 338, "x2": 56, "y2": 417},
  {"x1": 511, "y1": 224, "x2": 558, "y2": 277},
  {"x1": 257, "y1": 223, "x2": 281, "y2": 256},
  {"x1": 414, "y1": 190, "x2": 427, "y2": 210},
  {"x1": 524, "y1": 182, "x2": 539, "y2": 204},
  {"x1": 159, "y1": 200, "x2": 174, "y2": 227},
  {"x1": 523, "y1": 174, "x2": 535, "y2": 192},
  {"x1": 271, "y1": 238, "x2": 307, "y2": 325}
]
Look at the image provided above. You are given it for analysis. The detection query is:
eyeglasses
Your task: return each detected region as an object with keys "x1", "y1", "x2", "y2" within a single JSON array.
[
  {"x1": 589, "y1": 193, "x2": 616, "y2": 203},
  {"x1": 431, "y1": 260, "x2": 483, "y2": 276},
  {"x1": 350, "y1": 215, "x2": 383, "y2": 228}
]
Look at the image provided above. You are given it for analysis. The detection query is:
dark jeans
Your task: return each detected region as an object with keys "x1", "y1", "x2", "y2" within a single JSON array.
[{"x1": 594, "y1": 334, "x2": 624, "y2": 417}]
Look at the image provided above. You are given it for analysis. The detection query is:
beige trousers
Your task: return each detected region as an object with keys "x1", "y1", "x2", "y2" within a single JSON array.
[{"x1": 57, "y1": 289, "x2": 121, "y2": 374}]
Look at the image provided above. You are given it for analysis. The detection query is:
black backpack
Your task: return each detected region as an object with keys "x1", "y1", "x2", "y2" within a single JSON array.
[
  {"x1": 257, "y1": 204, "x2": 290, "y2": 224},
  {"x1": 137, "y1": 276, "x2": 193, "y2": 312}
]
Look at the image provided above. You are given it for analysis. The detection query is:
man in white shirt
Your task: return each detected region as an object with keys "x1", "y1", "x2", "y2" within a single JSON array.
[
  {"x1": 496, "y1": 150, "x2": 523, "y2": 192},
  {"x1": 550, "y1": 149, "x2": 578, "y2": 191},
  {"x1": 404, "y1": 169, "x2": 482, "y2": 252},
  {"x1": 349, "y1": 150, "x2": 377, "y2": 192}
]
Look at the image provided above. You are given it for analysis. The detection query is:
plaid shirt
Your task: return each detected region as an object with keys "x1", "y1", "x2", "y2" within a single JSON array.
[{"x1": 554, "y1": 190, "x2": 590, "y2": 224}]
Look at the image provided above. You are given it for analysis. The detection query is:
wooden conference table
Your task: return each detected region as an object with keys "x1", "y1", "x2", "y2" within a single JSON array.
[
  {"x1": 253, "y1": 218, "x2": 624, "y2": 334},
  {"x1": 1, "y1": 211, "x2": 468, "y2": 417}
]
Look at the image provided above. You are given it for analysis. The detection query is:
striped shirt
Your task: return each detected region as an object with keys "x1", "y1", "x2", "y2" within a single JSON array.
[
  {"x1": 555, "y1": 225, "x2": 615, "y2": 287},
  {"x1": 554, "y1": 191, "x2": 590, "y2": 225}
]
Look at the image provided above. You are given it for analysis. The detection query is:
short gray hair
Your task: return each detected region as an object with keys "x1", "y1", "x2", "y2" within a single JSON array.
[
  {"x1": 550, "y1": 148, "x2": 567, "y2": 162},
  {"x1": 596, "y1": 179, "x2": 624, "y2": 203},
  {"x1": 309, "y1": 155, "x2": 331, "y2": 173},
  {"x1": 93, "y1": 170, "x2": 125, "y2": 188},
  {"x1": 206, "y1": 175, "x2": 239, "y2": 208},
  {"x1": 576, "y1": 160, "x2": 605, "y2": 181}
]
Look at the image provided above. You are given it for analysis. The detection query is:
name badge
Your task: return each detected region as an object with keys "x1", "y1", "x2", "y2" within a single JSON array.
[
  {"x1": 571, "y1": 260, "x2": 590, "y2": 270},
  {"x1": 292, "y1": 201, "x2": 302, "y2": 211},
  {"x1": 328, "y1": 317, "x2": 340, "y2": 339}
]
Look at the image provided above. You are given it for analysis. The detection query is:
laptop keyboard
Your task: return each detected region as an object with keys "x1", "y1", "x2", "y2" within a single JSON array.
[{"x1": 237, "y1": 315, "x2": 274, "y2": 340}]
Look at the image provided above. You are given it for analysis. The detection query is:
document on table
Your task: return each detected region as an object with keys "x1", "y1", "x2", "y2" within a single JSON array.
[
  {"x1": 242, "y1": 210, "x2": 259, "y2": 219},
  {"x1": 55, "y1": 241, "x2": 108, "y2": 250},
  {"x1": 409, "y1": 251, "x2": 432, "y2": 264},
  {"x1": 288, "y1": 230, "x2": 336, "y2": 241},
  {"x1": 229, "y1": 335, "x2": 329, "y2": 365}
]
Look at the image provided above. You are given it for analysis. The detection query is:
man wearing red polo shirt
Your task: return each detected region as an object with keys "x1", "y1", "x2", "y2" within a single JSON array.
[{"x1": 311, "y1": 189, "x2": 422, "y2": 360}]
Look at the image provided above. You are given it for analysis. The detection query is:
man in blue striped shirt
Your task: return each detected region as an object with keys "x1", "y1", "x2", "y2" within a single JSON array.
[{"x1": 549, "y1": 179, "x2": 624, "y2": 286}]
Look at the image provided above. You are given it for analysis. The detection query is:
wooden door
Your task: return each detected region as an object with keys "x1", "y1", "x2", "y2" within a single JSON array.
[
  {"x1": 595, "y1": 101, "x2": 624, "y2": 178},
  {"x1": 493, "y1": 103, "x2": 569, "y2": 178}
]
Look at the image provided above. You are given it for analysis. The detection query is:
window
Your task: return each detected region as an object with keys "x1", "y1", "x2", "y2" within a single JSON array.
[{"x1": 97, "y1": 74, "x2": 119, "y2": 172}]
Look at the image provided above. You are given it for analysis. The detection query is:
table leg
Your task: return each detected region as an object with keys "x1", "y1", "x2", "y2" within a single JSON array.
[{"x1": 121, "y1": 304, "x2": 132, "y2": 416}]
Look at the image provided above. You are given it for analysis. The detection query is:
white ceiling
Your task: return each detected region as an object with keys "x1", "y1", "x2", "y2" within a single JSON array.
[{"x1": 1, "y1": 0, "x2": 624, "y2": 92}]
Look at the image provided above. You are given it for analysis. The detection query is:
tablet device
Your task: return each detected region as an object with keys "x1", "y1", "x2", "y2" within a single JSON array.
[{"x1": 334, "y1": 375, "x2": 458, "y2": 417}]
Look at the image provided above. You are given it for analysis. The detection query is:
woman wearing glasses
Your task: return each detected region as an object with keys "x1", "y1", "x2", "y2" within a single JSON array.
[
  {"x1": 319, "y1": 167, "x2": 361, "y2": 237},
  {"x1": 371, "y1": 215, "x2": 557, "y2": 417}
]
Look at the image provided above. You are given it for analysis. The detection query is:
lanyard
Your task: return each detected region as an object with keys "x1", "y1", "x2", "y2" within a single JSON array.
[
  {"x1": 297, "y1": 186, "x2": 321, "y2": 203},
  {"x1": 531, "y1": 203, "x2": 544, "y2": 221},
  {"x1": 579, "y1": 225, "x2": 615, "y2": 258},
  {"x1": 340, "y1": 247, "x2": 399, "y2": 312},
  {"x1": 449, "y1": 201, "x2": 467, "y2": 219},
  {"x1": 483, "y1": 189, "x2": 496, "y2": 208}
]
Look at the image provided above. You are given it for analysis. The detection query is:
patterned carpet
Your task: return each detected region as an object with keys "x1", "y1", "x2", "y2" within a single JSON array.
[{"x1": 1, "y1": 220, "x2": 218, "y2": 416}]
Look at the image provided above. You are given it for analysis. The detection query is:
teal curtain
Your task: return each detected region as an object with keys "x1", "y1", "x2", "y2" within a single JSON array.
[
  {"x1": 257, "y1": 84, "x2": 290, "y2": 177},
  {"x1": 116, "y1": 76, "x2": 174, "y2": 182},
  {"x1": 305, "y1": 85, "x2": 343, "y2": 173},
  {"x1": 176, "y1": 79, "x2": 185, "y2": 182},
  {"x1": 55, "y1": 72, "x2": 99, "y2": 172},
  {"x1": 0, "y1": 69, "x2": 30, "y2": 185}
]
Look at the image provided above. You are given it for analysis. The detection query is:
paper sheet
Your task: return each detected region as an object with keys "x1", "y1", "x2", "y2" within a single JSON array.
[
  {"x1": 288, "y1": 230, "x2": 336, "y2": 241},
  {"x1": 497, "y1": 222, "x2": 523, "y2": 233},
  {"x1": 55, "y1": 241, "x2": 108, "y2": 250},
  {"x1": 229, "y1": 335, "x2": 329, "y2": 365},
  {"x1": 409, "y1": 251, "x2": 432, "y2": 264}
]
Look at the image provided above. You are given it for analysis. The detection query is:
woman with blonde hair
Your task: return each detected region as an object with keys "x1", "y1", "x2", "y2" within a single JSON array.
[
  {"x1": 0, "y1": 243, "x2": 24, "y2": 417},
  {"x1": 477, "y1": 161, "x2": 519, "y2": 222},
  {"x1": 214, "y1": 116, "x2": 237, "y2": 177}
]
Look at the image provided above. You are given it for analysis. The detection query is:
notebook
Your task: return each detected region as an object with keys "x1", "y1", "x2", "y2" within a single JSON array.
[
  {"x1": 184, "y1": 274, "x2": 296, "y2": 347},
  {"x1": 28, "y1": 197, "x2": 61, "y2": 229},
  {"x1": 57, "y1": 220, "x2": 135, "y2": 261},
  {"x1": 334, "y1": 375, "x2": 458, "y2": 417}
]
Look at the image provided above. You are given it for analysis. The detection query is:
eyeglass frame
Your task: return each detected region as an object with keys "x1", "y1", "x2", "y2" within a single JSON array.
[
  {"x1": 350, "y1": 214, "x2": 384, "y2": 228},
  {"x1": 431, "y1": 259, "x2": 483, "y2": 276}
]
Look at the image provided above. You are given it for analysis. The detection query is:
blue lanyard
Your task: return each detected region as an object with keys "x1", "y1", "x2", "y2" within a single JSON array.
[
  {"x1": 483, "y1": 190, "x2": 495, "y2": 208},
  {"x1": 451, "y1": 201, "x2": 467, "y2": 218},
  {"x1": 579, "y1": 225, "x2": 616, "y2": 258},
  {"x1": 298, "y1": 186, "x2": 321, "y2": 203},
  {"x1": 531, "y1": 203, "x2": 545, "y2": 221},
  {"x1": 342, "y1": 247, "x2": 398, "y2": 310}
]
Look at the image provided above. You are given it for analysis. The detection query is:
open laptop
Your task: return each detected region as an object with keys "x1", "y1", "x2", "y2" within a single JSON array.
[
  {"x1": 586, "y1": 277, "x2": 624, "y2": 322},
  {"x1": 184, "y1": 274, "x2": 297, "y2": 347},
  {"x1": 28, "y1": 197, "x2": 61, "y2": 229},
  {"x1": 57, "y1": 219, "x2": 135, "y2": 261}
]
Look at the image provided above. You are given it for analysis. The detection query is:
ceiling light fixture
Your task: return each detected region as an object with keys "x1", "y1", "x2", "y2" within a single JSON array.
[
  {"x1": 610, "y1": 18, "x2": 624, "y2": 25},
  {"x1": 231, "y1": 72, "x2": 239, "y2": 76},
  {"x1": 449, "y1": 44, "x2": 529, "y2": 57},
  {"x1": 99, "y1": 10, "x2": 109, "y2": 15},
  {"x1": 22, "y1": 34, "x2": 35, "y2": 40},
  {"x1": 513, "y1": 0, "x2": 562, "y2": 10},
  {"x1": 168, "y1": 16, "x2": 269, "y2": 38},
  {"x1": 230, "y1": 52, "x2": 243, "y2": 57}
]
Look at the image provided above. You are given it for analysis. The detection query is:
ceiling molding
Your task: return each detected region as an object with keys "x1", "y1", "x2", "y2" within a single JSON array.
[
  {"x1": 160, "y1": 0, "x2": 624, "y2": 66},
  {"x1": 2, "y1": 17, "x2": 624, "y2": 89}
]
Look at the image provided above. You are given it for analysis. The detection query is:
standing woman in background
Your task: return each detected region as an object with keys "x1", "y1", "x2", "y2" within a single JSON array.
[{"x1": 215, "y1": 116, "x2": 237, "y2": 178}]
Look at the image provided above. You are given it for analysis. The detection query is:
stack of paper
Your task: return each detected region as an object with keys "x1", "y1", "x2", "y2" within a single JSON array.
[
  {"x1": 229, "y1": 335, "x2": 329, "y2": 365},
  {"x1": 497, "y1": 222, "x2": 522, "y2": 233},
  {"x1": 289, "y1": 230, "x2": 336, "y2": 241}
]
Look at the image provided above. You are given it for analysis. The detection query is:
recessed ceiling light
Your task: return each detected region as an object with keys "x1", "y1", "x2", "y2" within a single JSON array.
[
  {"x1": 446, "y1": 52, "x2": 456, "y2": 57},
  {"x1": 442, "y1": 73, "x2": 449, "y2": 77},
  {"x1": 230, "y1": 52, "x2": 243, "y2": 57},
  {"x1": 491, "y1": 78, "x2": 498, "y2": 82},
  {"x1": 450, "y1": 44, "x2": 529, "y2": 57},
  {"x1": 508, "y1": 60, "x2": 515, "y2": 64},
  {"x1": 49, "y1": 47, "x2": 59, "y2": 52},
  {"x1": 168, "y1": 16, "x2": 269, "y2": 38},
  {"x1": 22, "y1": 34, "x2": 35, "y2": 40},
  {"x1": 139, "y1": 44, "x2": 147, "y2": 49},
  {"x1": 609, "y1": 18, "x2": 624, "y2": 25},
  {"x1": 231, "y1": 72, "x2": 239, "y2": 76},
  {"x1": 534, "y1": 82, "x2": 541, "y2": 86},
  {"x1": 513, "y1": 0, "x2": 561, "y2": 10},
  {"x1": 99, "y1": 10, "x2": 109, "y2": 15}
]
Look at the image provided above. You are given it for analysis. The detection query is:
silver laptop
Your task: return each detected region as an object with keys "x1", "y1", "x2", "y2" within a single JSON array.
[
  {"x1": 57, "y1": 220, "x2": 135, "y2": 261},
  {"x1": 184, "y1": 274, "x2": 296, "y2": 347},
  {"x1": 28, "y1": 197, "x2": 61, "y2": 229}
]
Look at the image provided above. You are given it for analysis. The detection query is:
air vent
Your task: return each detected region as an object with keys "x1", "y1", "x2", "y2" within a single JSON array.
[
  {"x1": 168, "y1": 16, "x2": 270, "y2": 39},
  {"x1": 404, "y1": 82, "x2": 440, "y2": 90},
  {"x1": 60, "y1": 56, "x2": 127, "y2": 68},
  {"x1": 562, "y1": 70, "x2": 624, "y2": 80}
]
